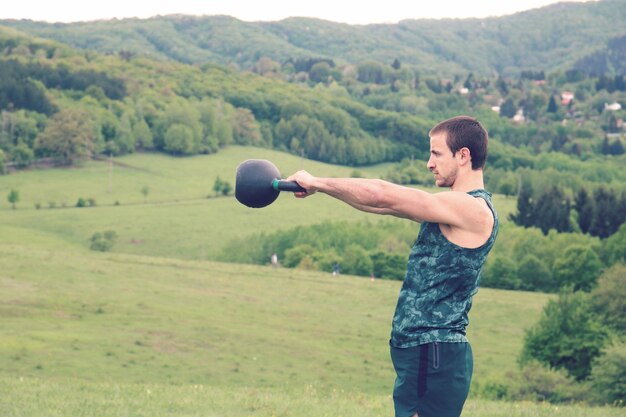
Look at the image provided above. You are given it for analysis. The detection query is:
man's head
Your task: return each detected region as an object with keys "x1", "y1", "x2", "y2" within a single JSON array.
[
  {"x1": 429, "y1": 116, "x2": 489, "y2": 170},
  {"x1": 427, "y1": 116, "x2": 489, "y2": 187}
]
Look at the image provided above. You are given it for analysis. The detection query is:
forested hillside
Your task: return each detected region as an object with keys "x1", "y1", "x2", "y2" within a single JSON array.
[
  {"x1": 1, "y1": 4, "x2": 625, "y2": 241},
  {"x1": 1, "y1": 0, "x2": 625, "y2": 76}
]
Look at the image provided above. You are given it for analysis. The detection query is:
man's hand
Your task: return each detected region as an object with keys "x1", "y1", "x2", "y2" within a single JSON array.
[{"x1": 286, "y1": 170, "x2": 318, "y2": 198}]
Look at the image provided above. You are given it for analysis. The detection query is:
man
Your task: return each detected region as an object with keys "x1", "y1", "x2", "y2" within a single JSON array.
[{"x1": 286, "y1": 115, "x2": 499, "y2": 417}]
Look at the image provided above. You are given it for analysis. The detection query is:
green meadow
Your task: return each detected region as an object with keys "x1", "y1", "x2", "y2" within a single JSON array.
[
  {"x1": 0, "y1": 147, "x2": 617, "y2": 416},
  {"x1": 0, "y1": 146, "x2": 515, "y2": 260}
]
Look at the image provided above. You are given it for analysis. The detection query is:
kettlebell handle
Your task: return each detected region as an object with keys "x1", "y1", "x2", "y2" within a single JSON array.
[{"x1": 272, "y1": 179, "x2": 306, "y2": 193}]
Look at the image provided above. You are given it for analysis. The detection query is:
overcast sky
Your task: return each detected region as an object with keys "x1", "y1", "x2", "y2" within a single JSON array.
[{"x1": 0, "y1": 0, "x2": 598, "y2": 25}]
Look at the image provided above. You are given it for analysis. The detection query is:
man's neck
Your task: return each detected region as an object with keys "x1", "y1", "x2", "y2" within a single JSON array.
[{"x1": 451, "y1": 170, "x2": 484, "y2": 192}]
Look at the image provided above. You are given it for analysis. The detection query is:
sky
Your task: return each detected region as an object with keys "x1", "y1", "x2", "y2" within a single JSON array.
[{"x1": 0, "y1": 0, "x2": 598, "y2": 25}]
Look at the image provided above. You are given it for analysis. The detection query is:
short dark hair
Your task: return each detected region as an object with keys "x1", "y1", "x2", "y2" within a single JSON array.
[{"x1": 429, "y1": 116, "x2": 489, "y2": 170}]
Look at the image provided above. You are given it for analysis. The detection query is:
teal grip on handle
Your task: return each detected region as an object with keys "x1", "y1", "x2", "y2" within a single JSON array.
[{"x1": 272, "y1": 178, "x2": 280, "y2": 191}]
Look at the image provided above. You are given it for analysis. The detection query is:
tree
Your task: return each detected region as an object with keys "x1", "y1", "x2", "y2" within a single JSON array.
[
  {"x1": 590, "y1": 264, "x2": 626, "y2": 332},
  {"x1": 10, "y1": 144, "x2": 33, "y2": 168},
  {"x1": 196, "y1": 98, "x2": 222, "y2": 152},
  {"x1": 309, "y1": 62, "x2": 332, "y2": 84},
  {"x1": 342, "y1": 244, "x2": 373, "y2": 276},
  {"x1": 574, "y1": 188, "x2": 594, "y2": 234},
  {"x1": 133, "y1": 117, "x2": 154, "y2": 150},
  {"x1": 533, "y1": 186, "x2": 572, "y2": 235},
  {"x1": 589, "y1": 342, "x2": 626, "y2": 405},
  {"x1": 547, "y1": 95, "x2": 558, "y2": 113},
  {"x1": 589, "y1": 187, "x2": 618, "y2": 238},
  {"x1": 158, "y1": 99, "x2": 203, "y2": 154},
  {"x1": 357, "y1": 61, "x2": 387, "y2": 84},
  {"x1": 496, "y1": 172, "x2": 518, "y2": 197},
  {"x1": 481, "y1": 256, "x2": 520, "y2": 289},
  {"x1": 284, "y1": 244, "x2": 316, "y2": 268},
  {"x1": 604, "y1": 114, "x2": 619, "y2": 134},
  {"x1": 496, "y1": 76, "x2": 508, "y2": 95},
  {"x1": 34, "y1": 108, "x2": 96, "y2": 165},
  {"x1": 602, "y1": 223, "x2": 626, "y2": 265},
  {"x1": 7, "y1": 188, "x2": 19, "y2": 209},
  {"x1": 213, "y1": 176, "x2": 224, "y2": 197},
  {"x1": 163, "y1": 124, "x2": 195, "y2": 155},
  {"x1": 609, "y1": 138, "x2": 625, "y2": 155},
  {"x1": 517, "y1": 254, "x2": 552, "y2": 292},
  {"x1": 253, "y1": 56, "x2": 280, "y2": 75},
  {"x1": 552, "y1": 244, "x2": 603, "y2": 292},
  {"x1": 113, "y1": 112, "x2": 135, "y2": 155},
  {"x1": 509, "y1": 181, "x2": 534, "y2": 227},
  {"x1": 370, "y1": 251, "x2": 406, "y2": 280},
  {"x1": 463, "y1": 72, "x2": 475, "y2": 90},
  {"x1": 231, "y1": 108, "x2": 261, "y2": 146},
  {"x1": 521, "y1": 289, "x2": 608, "y2": 381}
]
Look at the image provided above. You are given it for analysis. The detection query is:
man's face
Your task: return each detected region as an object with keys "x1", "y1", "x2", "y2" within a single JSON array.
[{"x1": 427, "y1": 133, "x2": 458, "y2": 188}]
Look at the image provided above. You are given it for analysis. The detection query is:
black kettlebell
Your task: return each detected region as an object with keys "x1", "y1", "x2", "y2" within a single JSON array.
[{"x1": 235, "y1": 159, "x2": 305, "y2": 208}]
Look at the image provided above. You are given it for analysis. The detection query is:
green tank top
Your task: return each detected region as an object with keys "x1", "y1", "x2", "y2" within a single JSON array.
[{"x1": 390, "y1": 189, "x2": 499, "y2": 348}]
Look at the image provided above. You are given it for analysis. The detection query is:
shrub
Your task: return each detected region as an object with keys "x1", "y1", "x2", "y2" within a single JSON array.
[
  {"x1": 481, "y1": 256, "x2": 520, "y2": 289},
  {"x1": 342, "y1": 244, "x2": 373, "y2": 276},
  {"x1": 283, "y1": 244, "x2": 316, "y2": 268},
  {"x1": 89, "y1": 230, "x2": 118, "y2": 252},
  {"x1": 507, "y1": 361, "x2": 586, "y2": 403},
  {"x1": 7, "y1": 188, "x2": 20, "y2": 209},
  {"x1": 589, "y1": 341, "x2": 626, "y2": 406},
  {"x1": 473, "y1": 380, "x2": 510, "y2": 401},
  {"x1": 370, "y1": 251, "x2": 406, "y2": 280},
  {"x1": 521, "y1": 288, "x2": 609, "y2": 381},
  {"x1": 11, "y1": 144, "x2": 34, "y2": 168}
]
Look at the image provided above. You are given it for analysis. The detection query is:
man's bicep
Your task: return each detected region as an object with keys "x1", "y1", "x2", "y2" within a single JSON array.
[
  {"x1": 384, "y1": 189, "x2": 453, "y2": 224},
  {"x1": 393, "y1": 191, "x2": 470, "y2": 225}
]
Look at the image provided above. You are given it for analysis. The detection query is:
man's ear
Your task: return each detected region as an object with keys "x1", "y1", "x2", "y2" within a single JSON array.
[{"x1": 458, "y1": 147, "x2": 471, "y2": 166}]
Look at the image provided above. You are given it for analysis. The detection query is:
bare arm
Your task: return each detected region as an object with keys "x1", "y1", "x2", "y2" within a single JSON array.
[{"x1": 285, "y1": 171, "x2": 489, "y2": 230}]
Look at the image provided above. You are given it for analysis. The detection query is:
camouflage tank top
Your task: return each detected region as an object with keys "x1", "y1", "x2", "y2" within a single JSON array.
[{"x1": 390, "y1": 189, "x2": 499, "y2": 348}]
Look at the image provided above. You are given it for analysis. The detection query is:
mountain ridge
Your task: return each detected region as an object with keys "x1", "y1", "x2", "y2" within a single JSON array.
[{"x1": 1, "y1": 0, "x2": 624, "y2": 76}]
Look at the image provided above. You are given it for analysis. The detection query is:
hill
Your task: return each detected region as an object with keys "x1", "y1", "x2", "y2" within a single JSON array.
[
  {"x1": 1, "y1": 223, "x2": 622, "y2": 416},
  {"x1": 0, "y1": 219, "x2": 547, "y2": 392},
  {"x1": 0, "y1": 147, "x2": 516, "y2": 261},
  {"x1": 1, "y1": 0, "x2": 625, "y2": 76}
]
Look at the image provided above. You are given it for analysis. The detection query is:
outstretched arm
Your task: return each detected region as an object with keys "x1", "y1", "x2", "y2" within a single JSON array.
[{"x1": 285, "y1": 171, "x2": 488, "y2": 229}]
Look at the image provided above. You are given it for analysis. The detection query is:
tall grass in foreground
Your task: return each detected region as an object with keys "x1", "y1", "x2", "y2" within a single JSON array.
[{"x1": 1, "y1": 378, "x2": 621, "y2": 417}]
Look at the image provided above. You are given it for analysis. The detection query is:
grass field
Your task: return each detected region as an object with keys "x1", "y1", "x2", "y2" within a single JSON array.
[
  {"x1": 1, "y1": 378, "x2": 622, "y2": 417},
  {"x1": 1, "y1": 233, "x2": 619, "y2": 416},
  {"x1": 0, "y1": 148, "x2": 615, "y2": 416},
  {"x1": 0, "y1": 146, "x2": 516, "y2": 261},
  {"x1": 0, "y1": 229, "x2": 543, "y2": 388}
]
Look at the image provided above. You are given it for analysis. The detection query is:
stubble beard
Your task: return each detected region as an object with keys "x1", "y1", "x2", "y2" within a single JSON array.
[{"x1": 435, "y1": 166, "x2": 458, "y2": 188}]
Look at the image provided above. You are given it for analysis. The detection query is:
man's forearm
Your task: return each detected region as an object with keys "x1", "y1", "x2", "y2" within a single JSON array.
[{"x1": 313, "y1": 177, "x2": 401, "y2": 215}]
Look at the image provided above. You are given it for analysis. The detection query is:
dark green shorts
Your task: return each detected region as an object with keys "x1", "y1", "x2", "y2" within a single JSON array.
[{"x1": 390, "y1": 342, "x2": 473, "y2": 417}]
